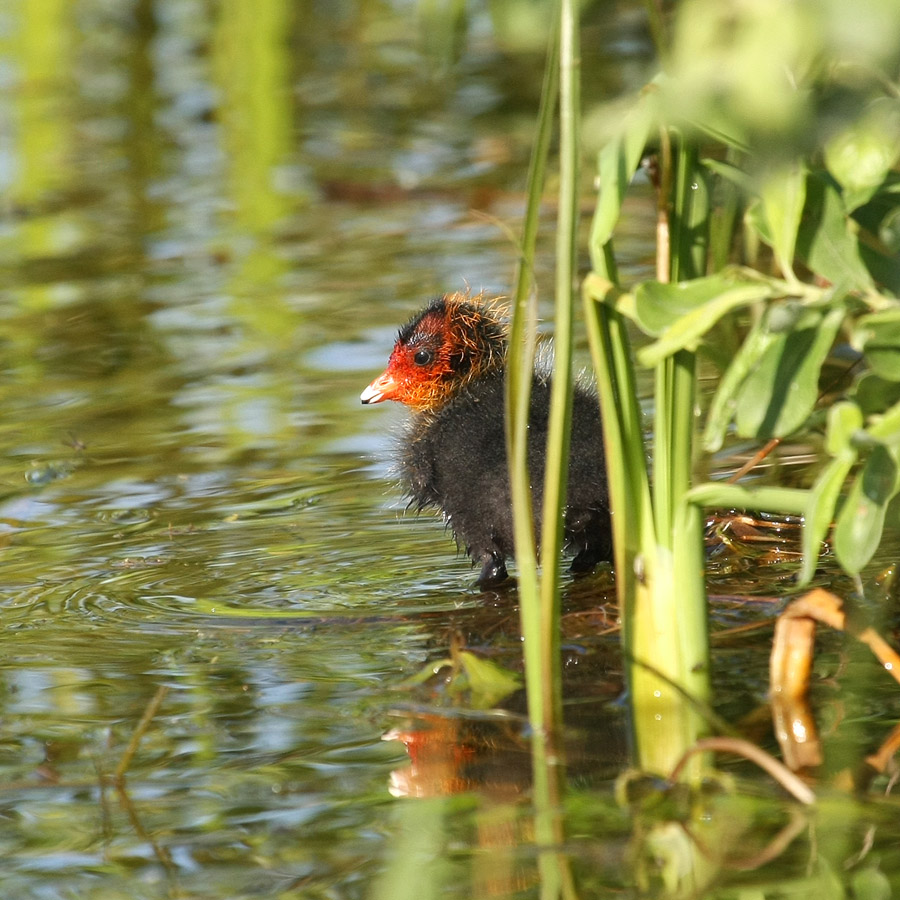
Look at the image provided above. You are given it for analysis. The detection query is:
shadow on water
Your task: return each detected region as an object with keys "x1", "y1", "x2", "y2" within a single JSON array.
[{"x1": 1, "y1": 2, "x2": 900, "y2": 898}]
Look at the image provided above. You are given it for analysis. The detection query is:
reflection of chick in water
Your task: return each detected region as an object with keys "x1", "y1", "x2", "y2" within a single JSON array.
[
  {"x1": 383, "y1": 717, "x2": 476, "y2": 800},
  {"x1": 382, "y1": 700, "x2": 629, "y2": 896},
  {"x1": 362, "y1": 292, "x2": 611, "y2": 586},
  {"x1": 383, "y1": 715, "x2": 530, "y2": 896}
]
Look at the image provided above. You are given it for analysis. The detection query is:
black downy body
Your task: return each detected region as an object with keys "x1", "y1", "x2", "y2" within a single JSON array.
[{"x1": 401, "y1": 367, "x2": 611, "y2": 586}]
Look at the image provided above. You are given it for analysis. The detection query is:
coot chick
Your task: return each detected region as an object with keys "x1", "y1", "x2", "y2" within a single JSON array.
[{"x1": 361, "y1": 291, "x2": 611, "y2": 587}]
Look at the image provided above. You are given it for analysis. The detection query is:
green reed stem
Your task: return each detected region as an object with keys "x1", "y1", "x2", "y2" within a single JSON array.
[
  {"x1": 539, "y1": 0, "x2": 580, "y2": 729},
  {"x1": 541, "y1": 3, "x2": 580, "y2": 897},
  {"x1": 505, "y1": 4, "x2": 580, "y2": 897},
  {"x1": 506, "y1": 2, "x2": 558, "y2": 741},
  {"x1": 629, "y1": 135, "x2": 711, "y2": 773},
  {"x1": 582, "y1": 286, "x2": 656, "y2": 656},
  {"x1": 654, "y1": 138, "x2": 703, "y2": 545},
  {"x1": 585, "y1": 134, "x2": 715, "y2": 774}
]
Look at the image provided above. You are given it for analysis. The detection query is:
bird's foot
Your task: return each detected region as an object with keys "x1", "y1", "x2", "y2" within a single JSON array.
[
  {"x1": 475, "y1": 553, "x2": 509, "y2": 588},
  {"x1": 569, "y1": 547, "x2": 602, "y2": 576},
  {"x1": 569, "y1": 530, "x2": 612, "y2": 577}
]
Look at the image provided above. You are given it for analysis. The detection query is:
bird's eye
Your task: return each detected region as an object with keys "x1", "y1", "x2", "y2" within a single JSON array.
[{"x1": 413, "y1": 348, "x2": 434, "y2": 366}]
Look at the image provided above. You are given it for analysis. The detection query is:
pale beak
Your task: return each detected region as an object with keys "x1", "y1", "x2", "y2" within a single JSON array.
[{"x1": 361, "y1": 371, "x2": 399, "y2": 404}]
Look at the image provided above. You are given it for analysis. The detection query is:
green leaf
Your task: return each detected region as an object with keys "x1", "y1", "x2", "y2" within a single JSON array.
[
  {"x1": 703, "y1": 158, "x2": 756, "y2": 194},
  {"x1": 879, "y1": 204, "x2": 900, "y2": 255},
  {"x1": 860, "y1": 238, "x2": 900, "y2": 296},
  {"x1": 706, "y1": 163, "x2": 743, "y2": 273},
  {"x1": 734, "y1": 305, "x2": 845, "y2": 439},
  {"x1": 851, "y1": 865, "x2": 893, "y2": 900},
  {"x1": 866, "y1": 397, "x2": 900, "y2": 444},
  {"x1": 800, "y1": 451, "x2": 857, "y2": 585},
  {"x1": 853, "y1": 309, "x2": 900, "y2": 381},
  {"x1": 398, "y1": 658, "x2": 453, "y2": 688},
  {"x1": 634, "y1": 276, "x2": 774, "y2": 366},
  {"x1": 825, "y1": 97, "x2": 900, "y2": 211},
  {"x1": 687, "y1": 482, "x2": 809, "y2": 516},
  {"x1": 591, "y1": 90, "x2": 657, "y2": 248},
  {"x1": 634, "y1": 276, "x2": 737, "y2": 334},
  {"x1": 799, "y1": 397, "x2": 863, "y2": 584},
  {"x1": 795, "y1": 174, "x2": 874, "y2": 292},
  {"x1": 855, "y1": 373, "x2": 900, "y2": 416},
  {"x1": 665, "y1": 0, "x2": 813, "y2": 144},
  {"x1": 751, "y1": 163, "x2": 807, "y2": 280},
  {"x1": 833, "y1": 444, "x2": 900, "y2": 574},
  {"x1": 824, "y1": 401, "x2": 864, "y2": 456},
  {"x1": 456, "y1": 651, "x2": 521, "y2": 710},
  {"x1": 702, "y1": 313, "x2": 778, "y2": 452}
]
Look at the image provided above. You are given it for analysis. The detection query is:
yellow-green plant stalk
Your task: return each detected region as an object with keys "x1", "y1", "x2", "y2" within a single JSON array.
[{"x1": 506, "y1": 2, "x2": 579, "y2": 897}]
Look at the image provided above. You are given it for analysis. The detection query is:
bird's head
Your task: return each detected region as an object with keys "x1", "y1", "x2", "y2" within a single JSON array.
[{"x1": 361, "y1": 292, "x2": 507, "y2": 412}]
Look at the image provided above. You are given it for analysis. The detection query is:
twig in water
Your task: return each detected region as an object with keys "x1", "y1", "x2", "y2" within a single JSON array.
[
  {"x1": 114, "y1": 684, "x2": 170, "y2": 784},
  {"x1": 669, "y1": 736, "x2": 816, "y2": 805}
]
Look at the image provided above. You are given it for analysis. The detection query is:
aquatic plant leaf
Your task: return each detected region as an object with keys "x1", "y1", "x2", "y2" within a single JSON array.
[
  {"x1": 824, "y1": 401, "x2": 864, "y2": 457},
  {"x1": 851, "y1": 864, "x2": 893, "y2": 900},
  {"x1": 866, "y1": 397, "x2": 900, "y2": 444},
  {"x1": 734, "y1": 306, "x2": 844, "y2": 439},
  {"x1": 592, "y1": 91, "x2": 658, "y2": 248},
  {"x1": 833, "y1": 444, "x2": 900, "y2": 574},
  {"x1": 825, "y1": 97, "x2": 900, "y2": 211},
  {"x1": 634, "y1": 277, "x2": 773, "y2": 369},
  {"x1": 800, "y1": 400, "x2": 863, "y2": 583},
  {"x1": 703, "y1": 158, "x2": 755, "y2": 194},
  {"x1": 747, "y1": 163, "x2": 806, "y2": 280},
  {"x1": 702, "y1": 314, "x2": 777, "y2": 452},
  {"x1": 862, "y1": 223, "x2": 900, "y2": 295},
  {"x1": 800, "y1": 452, "x2": 856, "y2": 585},
  {"x1": 633, "y1": 274, "x2": 759, "y2": 334},
  {"x1": 855, "y1": 373, "x2": 900, "y2": 416},
  {"x1": 795, "y1": 174, "x2": 875, "y2": 291},
  {"x1": 640, "y1": 281, "x2": 777, "y2": 365},
  {"x1": 853, "y1": 309, "x2": 900, "y2": 381},
  {"x1": 456, "y1": 651, "x2": 521, "y2": 709},
  {"x1": 666, "y1": 0, "x2": 814, "y2": 145},
  {"x1": 879, "y1": 202, "x2": 900, "y2": 254},
  {"x1": 370, "y1": 794, "x2": 448, "y2": 900},
  {"x1": 398, "y1": 658, "x2": 454, "y2": 688}
]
